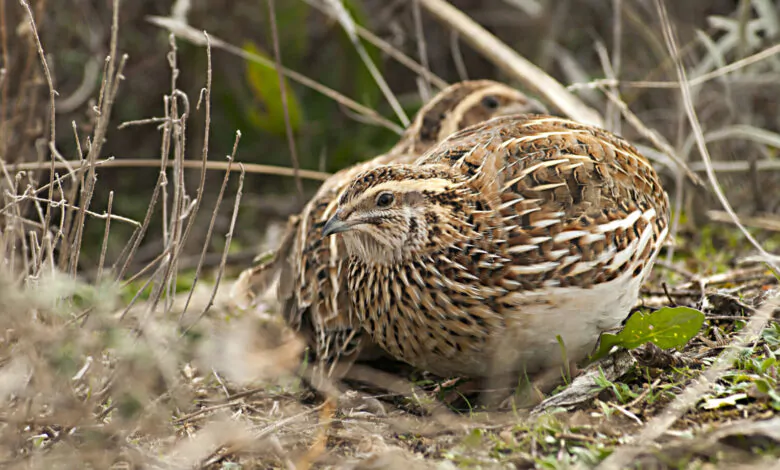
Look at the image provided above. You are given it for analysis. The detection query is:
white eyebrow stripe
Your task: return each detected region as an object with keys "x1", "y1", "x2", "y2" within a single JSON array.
[{"x1": 340, "y1": 177, "x2": 456, "y2": 213}]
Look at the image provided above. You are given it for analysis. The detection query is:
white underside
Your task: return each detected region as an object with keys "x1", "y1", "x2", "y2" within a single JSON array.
[
  {"x1": 482, "y1": 226, "x2": 668, "y2": 377},
  {"x1": 491, "y1": 265, "x2": 644, "y2": 375}
]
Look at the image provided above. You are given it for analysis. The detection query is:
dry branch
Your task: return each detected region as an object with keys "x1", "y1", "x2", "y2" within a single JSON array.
[{"x1": 8, "y1": 158, "x2": 330, "y2": 181}]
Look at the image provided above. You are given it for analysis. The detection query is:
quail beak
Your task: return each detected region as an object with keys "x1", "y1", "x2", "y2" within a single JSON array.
[{"x1": 322, "y1": 212, "x2": 353, "y2": 237}]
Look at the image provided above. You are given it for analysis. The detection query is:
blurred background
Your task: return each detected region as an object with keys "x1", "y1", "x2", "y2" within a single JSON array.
[{"x1": 4, "y1": 0, "x2": 780, "y2": 277}]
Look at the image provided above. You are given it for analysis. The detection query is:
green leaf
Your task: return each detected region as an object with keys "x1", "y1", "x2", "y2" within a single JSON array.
[
  {"x1": 759, "y1": 356, "x2": 777, "y2": 374},
  {"x1": 589, "y1": 306, "x2": 706, "y2": 362},
  {"x1": 755, "y1": 378, "x2": 773, "y2": 394},
  {"x1": 243, "y1": 41, "x2": 303, "y2": 136}
]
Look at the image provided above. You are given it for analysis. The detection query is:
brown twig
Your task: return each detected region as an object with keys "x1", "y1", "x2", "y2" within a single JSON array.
[
  {"x1": 179, "y1": 133, "x2": 239, "y2": 327},
  {"x1": 19, "y1": 0, "x2": 56, "y2": 276},
  {"x1": 69, "y1": 0, "x2": 127, "y2": 277},
  {"x1": 184, "y1": 159, "x2": 245, "y2": 334},
  {"x1": 145, "y1": 36, "x2": 187, "y2": 318},
  {"x1": 173, "y1": 33, "x2": 212, "y2": 284},
  {"x1": 1, "y1": 194, "x2": 138, "y2": 227},
  {"x1": 7, "y1": 158, "x2": 330, "y2": 181},
  {"x1": 114, "y1": 100, "x2": 174, "y2": 282},
  {"x1": 96, "y1": 191, "x2": 113, "y2": 281}
]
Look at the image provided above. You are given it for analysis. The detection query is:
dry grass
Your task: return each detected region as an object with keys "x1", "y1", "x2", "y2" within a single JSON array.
[{"x1": 1, "y1": 0, "x2": 780, "y2": 468}]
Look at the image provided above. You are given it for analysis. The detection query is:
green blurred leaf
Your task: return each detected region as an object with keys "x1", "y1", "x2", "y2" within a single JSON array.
[
  {"x1": 590, "y1": 306, "x2": 706, "y2": 362},
  {"x1": 243, "y1": 41, "x2": 303, "y2": 136}
]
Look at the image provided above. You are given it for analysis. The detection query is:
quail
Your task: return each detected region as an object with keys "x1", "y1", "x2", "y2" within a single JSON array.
[{"x1": 322, "y1": 114, "x2": 670, "y2": 380}]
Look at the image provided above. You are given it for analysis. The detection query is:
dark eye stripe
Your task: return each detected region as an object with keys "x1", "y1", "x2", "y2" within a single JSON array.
[{"x1": 363, "y1": 216, "x2": 388, "y2": 226}]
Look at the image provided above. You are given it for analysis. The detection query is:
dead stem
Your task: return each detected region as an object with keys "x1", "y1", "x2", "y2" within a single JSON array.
[
  {"x1": 412, "y1": 0, "x2": 432, "y2": 102},
  {"x1": 183, "y1": 162, "x2": 245, "y2": 334},
  {"x1": 96, "y1": 191, "x2": 114, "y2": 281},
  {"x1": 306, "y1": 0, "x2": 448, "y2": 90},
  {"x1": 3, "y1": 194, "x2": 139, "y2": 227},
  {"x1": 19, "y1": 0, "x2": 56, "y2": 276},
  {"x1": 655, "y1": 0, "x2": 779, "y2": 275},
  {"x1": 9, "y1": 158, "x2": 331, "y2": 181},
  {"x1": 179, "y1": 132, "x2": 240, "y2": 327}
]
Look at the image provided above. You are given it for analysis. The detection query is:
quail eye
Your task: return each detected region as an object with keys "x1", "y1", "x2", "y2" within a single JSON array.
[
  {"x1": 481, "y1": 96, "x2": 499, "y2": 109},
  {"x1": 376, "y1": 192, "x2": 394, "y2": 208}
]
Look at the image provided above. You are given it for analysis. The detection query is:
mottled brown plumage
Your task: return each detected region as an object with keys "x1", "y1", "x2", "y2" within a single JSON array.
[
  {"x1": 323, "y1": 114, "x2": 670, "y2": 378},
  {"x1": 232, "y1": 81, "x2": 547, "y2": 375}
]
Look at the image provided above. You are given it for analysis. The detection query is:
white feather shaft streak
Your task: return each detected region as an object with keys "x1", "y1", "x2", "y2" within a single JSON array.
[{"x1": 509, "y1": 261, "x2": 560, "y2": 275}]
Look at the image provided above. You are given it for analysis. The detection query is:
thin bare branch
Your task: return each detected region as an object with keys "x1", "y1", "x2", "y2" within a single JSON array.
[
  {"x1": 183, "y1": 159, "x2": 245, "y2": 334},
  {"x1": 267, "y1": 0, "x2": 304, "y2": 203},
  {"x1": 567, "y1": 41, "x2": 780, "y2": 91},
  {"x1": 19, "y1": 0, "x2": 57, "y2": 275},
  {"x1": 179, "y1": 132, "x2": 240, "y2": 326},
  {"x1": 325, "y1": 0, "x2": 409, "y2": 126},
  {"x1": 8, "y1": 158, "x2": 331, "y2": 181},
  {"x1": 2, "y1": 194, "x2": 139, "y2": 227},
  {"x1": 96, "y1": 191, "x2": 114, "y2": 281},
  {"x1": 70, "y1": 0, "x2": 126, "y2": 277}
]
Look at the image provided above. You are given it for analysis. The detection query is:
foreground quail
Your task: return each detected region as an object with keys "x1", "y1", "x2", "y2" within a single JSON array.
[
  {"x1": 232, "y1": 81, "x2": 547, "y2": 375},
  {"x1": 322, "y1": 114, "x2": 670, "y2": 379}
]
